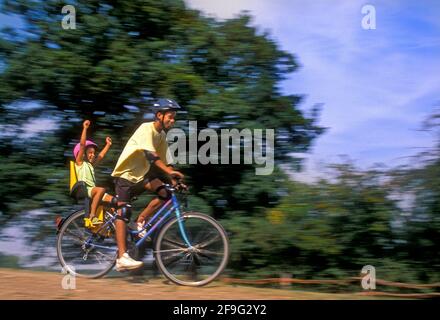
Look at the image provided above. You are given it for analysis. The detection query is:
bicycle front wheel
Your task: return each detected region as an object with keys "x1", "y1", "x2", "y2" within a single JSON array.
[
  {"x1": 56, "y1": 210, "x2": 117, "y2": 278},
  {"x1": 154, "y1": 212, "x2": 229, "y2": 286}
]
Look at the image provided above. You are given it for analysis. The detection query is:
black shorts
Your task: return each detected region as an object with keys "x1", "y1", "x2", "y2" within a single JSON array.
[{"x1": 113, "y1": 166, "x2": 170, "y2": 202}]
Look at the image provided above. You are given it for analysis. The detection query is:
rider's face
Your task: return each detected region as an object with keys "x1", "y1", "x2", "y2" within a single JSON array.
[{"x1": 159, "y1": 111, "x2": 176, "y2": 130}]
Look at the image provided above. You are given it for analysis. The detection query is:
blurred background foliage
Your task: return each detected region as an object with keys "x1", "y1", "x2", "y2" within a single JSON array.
[{"x1": 0, "y1": 0, "x2": 438, "y2": 288}]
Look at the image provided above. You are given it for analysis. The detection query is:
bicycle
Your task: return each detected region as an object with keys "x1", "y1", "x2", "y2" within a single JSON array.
[{"x1": 56, "y1": 182, "x2": 230, "y2": 286}]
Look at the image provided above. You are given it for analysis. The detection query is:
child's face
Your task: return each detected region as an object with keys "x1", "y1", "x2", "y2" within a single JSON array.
[
  {"x1": 85, "y1": 147, "x2": 96, "y2": 163},
  {"x1": 161, "y1": 111, "x2": 176, "y2": 130}
]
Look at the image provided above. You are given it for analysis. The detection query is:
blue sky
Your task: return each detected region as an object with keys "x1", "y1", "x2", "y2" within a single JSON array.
[
  {"x1": 1, "y1": 1, "x2": 440, "y2": 181},
  {"x1": 186, "y1": 0, "x2": 440, "y2": 181}
]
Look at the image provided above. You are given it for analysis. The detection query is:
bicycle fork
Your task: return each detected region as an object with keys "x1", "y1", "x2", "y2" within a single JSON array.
[{"x1": 173, "y1": 194, "x2": 194, "y2": 250}]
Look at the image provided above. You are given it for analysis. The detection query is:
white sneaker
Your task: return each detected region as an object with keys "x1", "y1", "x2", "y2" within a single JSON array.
[{"x1": 115, "y1": 252, "x2": 143, "y2": 272}]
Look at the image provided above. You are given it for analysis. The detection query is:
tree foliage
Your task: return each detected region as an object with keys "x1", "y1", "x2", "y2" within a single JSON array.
[
  {"x1": 0, "y1": 0, "x2": 324, "y2": 218},
  {"x1": 0, "y1": 1, "x2": 437, "y2": 286}
]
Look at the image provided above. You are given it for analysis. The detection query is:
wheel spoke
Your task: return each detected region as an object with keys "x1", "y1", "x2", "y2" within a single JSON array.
[
  {"x1": 162, "y1": 237, "x2": 187, "y2": 249},
  {"x1": 92, "y1": 250, "x2": 115, "y2": 264},
  {"x1": 162, "y1": 251, "x2": 190, "y2": 268},
  {"x1": 155, "y1": 248, "x2": 187, "y2": 253},
  {"x1": 196, "y1": 249, "x2": 224, "y2": 257},
  {"x1": 63, "y1": 230, "x2": 86, "y2": 244},
  {"x1": 185, "y1": 254, "x2": 200, "y2": 281},
  {"x1": 71, "y1": 221, "x2": 86, "y2": 237},
  {"x1": 195, "y1": 234, "x2": 221, "y2": 249},
  {"x1": 192, "y1": 228, "x2": 214, "y2": 244}
]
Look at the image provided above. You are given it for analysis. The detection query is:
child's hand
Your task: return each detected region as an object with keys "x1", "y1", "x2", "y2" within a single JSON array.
[
  {"x1": 106, "y1": 137, "x2": 112, "y2": 146},
  {"x1": 83, "y1": 120, "x2": 91, "y2": 129}
]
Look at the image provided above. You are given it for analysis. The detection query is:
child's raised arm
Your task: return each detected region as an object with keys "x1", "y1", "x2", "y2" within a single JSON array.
[
  {"x1": 75, "y1": 120, "x2": 90, "y2": 165},
  {"x1": 94, "y1": 136, "x2": 112, "y2": 167}
]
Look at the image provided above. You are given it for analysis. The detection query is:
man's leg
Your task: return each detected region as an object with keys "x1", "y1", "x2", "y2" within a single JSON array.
[
  {"x1": 136, "y1": 179, "x2": 168, "y2": 224},
  {"x1": 114, "y1": 178, "x2": 133, "y2": 259},
  {"x1": 113, "y1": 178, "x2": 143, "y2": 271},
  {"x1": 115, "y1": 202, "x2": 128, "y2": 258},
  {"x1": 136, "y1": 198, "x2": 162, "y2": 224}
]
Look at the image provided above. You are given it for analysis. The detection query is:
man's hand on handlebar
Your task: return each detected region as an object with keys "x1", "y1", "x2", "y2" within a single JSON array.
[
  {"x1": 170, "y1": 170, "x2": 184, "y2": 180},
  {"x1": 175, "y1": 181, "x2": 189, "y2": 191},
  {"x1": 170, "y1": 173, "x2": 188, "y2": 192}
]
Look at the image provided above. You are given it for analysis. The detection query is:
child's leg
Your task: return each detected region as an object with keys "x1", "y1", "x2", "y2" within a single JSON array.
[{"x1": 90, "y1": 187, "x2": 106, "y2": 219}]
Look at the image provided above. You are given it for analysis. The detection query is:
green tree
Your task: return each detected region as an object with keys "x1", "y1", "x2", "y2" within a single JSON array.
[
  {"x1": 389, "y1": 113, "x2": 440, "y2": 283},
  {"x1": 0, "y1": 0, "x2": 324, "y2": 218},
  {"x1": 225, "y1": 161, "x2": 400, "y2": 280}
]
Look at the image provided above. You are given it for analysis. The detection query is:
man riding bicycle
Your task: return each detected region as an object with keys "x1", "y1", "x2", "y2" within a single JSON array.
[{"x1": 111, "y1": 98, "x2": 184, "y2": 271}]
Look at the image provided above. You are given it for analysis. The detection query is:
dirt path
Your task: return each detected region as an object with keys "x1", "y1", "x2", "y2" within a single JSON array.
[{"x1": 0, "y1": 268, "x2": 381, "y2": 300}]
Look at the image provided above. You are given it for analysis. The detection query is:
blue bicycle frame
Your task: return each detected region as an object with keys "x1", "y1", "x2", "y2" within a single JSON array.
[
  {"x1": 85, "y1": 190, "x2": 193, "y2": 251},
  {"x1": 129, "y1": 192, "x2": 193, "y2": 248}
]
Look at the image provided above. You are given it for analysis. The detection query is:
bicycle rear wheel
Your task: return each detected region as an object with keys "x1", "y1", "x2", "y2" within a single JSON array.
[
  {"x1": 154, "y1": 212, "x2": 229, "y2": 286},
  {"x1": 56, "y1": 210, "x2": 117, "y2": 278}
]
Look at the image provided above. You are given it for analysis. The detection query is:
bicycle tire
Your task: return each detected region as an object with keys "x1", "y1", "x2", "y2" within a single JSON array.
[
  {"x1": 154, "y1": 212, "x2": 229, "y2": 286},
  {"x1": 56, "y1": 210, "x2": 117, "y2": 279}
]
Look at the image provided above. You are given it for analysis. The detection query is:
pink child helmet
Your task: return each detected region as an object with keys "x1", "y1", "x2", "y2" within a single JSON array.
[{"x1": 73, "y1": 140, "x2": 98, "y2": 159}]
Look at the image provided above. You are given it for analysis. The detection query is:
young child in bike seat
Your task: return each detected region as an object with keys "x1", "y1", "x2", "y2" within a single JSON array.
[{"x1": 74, "y1": 120, "x2": 115, "y2": 225}]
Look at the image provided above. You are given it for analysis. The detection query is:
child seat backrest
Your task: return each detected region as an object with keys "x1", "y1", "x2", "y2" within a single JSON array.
[
  {"x1": 69, "y1": 160, "x2": 77, "y2": 192},
  {"x1": 69, "y1": 160, "x2": 91, "y2": 218}
]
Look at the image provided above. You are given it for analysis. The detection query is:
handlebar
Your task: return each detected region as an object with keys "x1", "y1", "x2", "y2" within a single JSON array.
[{"x1": 164, "y1": 181, "x2": 189, "y2": 193}]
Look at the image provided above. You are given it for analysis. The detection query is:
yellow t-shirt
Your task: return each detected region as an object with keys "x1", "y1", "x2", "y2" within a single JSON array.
[{"x1": 111, "y1": 122, "x2": 170, "y2": 183}]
